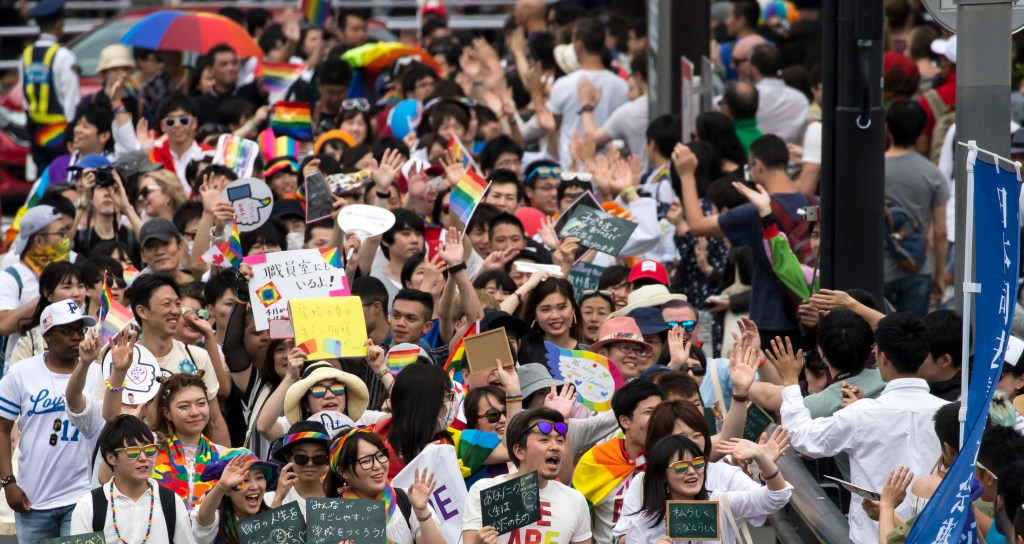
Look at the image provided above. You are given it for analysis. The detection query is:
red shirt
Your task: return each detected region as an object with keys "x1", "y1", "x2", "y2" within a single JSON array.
[{"x1": 918, "y1": 70, "x2": 956, "y2": 138}]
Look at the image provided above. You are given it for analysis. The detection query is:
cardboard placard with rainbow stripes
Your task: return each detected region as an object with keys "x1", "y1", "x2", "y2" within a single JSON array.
[
  {"x1": 244, "y1": 247, "x2": 348, "y2": 331},
  {"x1": 290, "y1": 296, "x2": 367, "y2": 360}
]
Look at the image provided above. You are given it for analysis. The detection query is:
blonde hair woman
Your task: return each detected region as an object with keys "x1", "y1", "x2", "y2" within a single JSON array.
[{"x1": 137, "y1": 169, "x2": 187, "y2": 221}]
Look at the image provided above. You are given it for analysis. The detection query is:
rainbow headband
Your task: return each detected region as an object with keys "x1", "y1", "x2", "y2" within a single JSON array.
[
  {"x1": 265, "y1": 157, "x2": 299, "y2": 178},
  {"x1": 282, "y1": 431, "x2": 330, "y2": 447},
  {"x1": 329, "y1": 426, "x2": 374, "y2": 473}
]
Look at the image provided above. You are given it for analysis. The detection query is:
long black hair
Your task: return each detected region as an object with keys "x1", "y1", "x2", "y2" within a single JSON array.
[
  {"x1": 388, "y1": 364, "x2": 451, "y2": 463},
  {"x1": 639, "y1": 434, "x2": 709, "y2": 526}
]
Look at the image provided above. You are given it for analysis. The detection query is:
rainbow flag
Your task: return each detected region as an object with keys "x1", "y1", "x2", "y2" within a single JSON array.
[
  {"x1": 261, "y1": 61, "x2": 305, "y2": 95},
  {"x1": 97, "y1": 272, "x2": 113, "y2": 323},
  {"x1": 301, "y1": 0, "x2": 331, "y2": 28},
  {"x1": 449, "y1": 169, "x2": 489, "y2": 226},
  {"x1": 223, "y1": 218, "x2": 243, "y2": 268},
  {"x1": 446, "y1": 133, "x2": 481, "y2": 175},
  {"x1": 571, "y1": 438, "x2": 639, "y2": 508},
  {"x1": 100, "y1": 296, "x2": 134, "y2": 344},
  {"x1": 444, "y1": 321, "x2": 478, "y2": 384},
  {"x1": 387, "y1": 347, "x2": 421, "y2": 375},
  {"x1": 271, "y1": 101, "x2": 313, "y2": 141},
  {"x1": 34, "y1": 122, "x2": 65, "y2": 149},
  {"x1": 319, "y1": 246, "x2": 340, "y2": 268},
  {"x1": 123, "y1": 265, "x2": 140, "y2": 287}
]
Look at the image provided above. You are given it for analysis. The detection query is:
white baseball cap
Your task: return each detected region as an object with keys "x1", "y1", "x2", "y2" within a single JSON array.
[
  {"x1": 931, "y1": 35, "x2": 957, "y2": 64},
  {"x1": 40, "y1": 299, "x2": 97, "y2": 336}
]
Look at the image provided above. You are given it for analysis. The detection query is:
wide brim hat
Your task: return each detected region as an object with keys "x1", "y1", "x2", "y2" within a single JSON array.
[
  {"x1": 284, "y1": 361, "x2": 369, "y2": 425},
  {"x1": 199, "y1": 448, "x2": 279, "y2": 491},
  {"x1": 611, "y1": 284, "x2": 688, "y2": 317},
  {"x1": 590, "y1": 316, "x2": 655, "y2": 353},
  {"x1": 271, "y1": 420, "x2": 332, "y2": 463}
]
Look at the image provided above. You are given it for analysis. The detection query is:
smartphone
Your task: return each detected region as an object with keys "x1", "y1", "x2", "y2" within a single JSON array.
[{"x1": 426, "y1": 239, "x2": 442, "y2": 262}]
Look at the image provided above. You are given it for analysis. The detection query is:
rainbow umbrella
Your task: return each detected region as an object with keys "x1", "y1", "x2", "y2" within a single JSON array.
[
  {"x1": 341, "y1": 42, "x2": 441, "y2": 80},
  {"x1": 120, "y1": 11, "x2": 264, "y2": 58}
]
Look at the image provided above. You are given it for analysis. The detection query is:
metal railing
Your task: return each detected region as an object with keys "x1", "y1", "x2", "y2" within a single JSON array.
[{"x1": 774, "y1": 447, "x2": 854, "y2": 544}]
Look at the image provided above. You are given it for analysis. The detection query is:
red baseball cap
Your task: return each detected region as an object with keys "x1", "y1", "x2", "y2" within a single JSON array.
[{"x1": 629, "y1": 259, "x2": 669, "y2": 285}]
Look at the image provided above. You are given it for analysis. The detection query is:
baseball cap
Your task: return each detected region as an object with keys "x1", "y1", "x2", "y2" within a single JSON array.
[
  {"x1": 68, "y1": 154, "x2": 111, "y2": 171},
  {"x1": 40, "y1": 299, "x2": 97, "y2": 336},
  {"x1": 139, "y1": 218, "x2": 181, "y2": 247},
  {"x1": 931, "y1": 35, "x2": 957, "y2": 64},
  {"x1": 629, "y1": 260, "x2": 669, "y2": 285},
  {"x1": 13, "y1": 205, "x2": 62, "y2": 254},
  {"x1": 628, "y1": 307, "x2": 671, "y2": 335},
  {"x1": 113, "y1": 151, "x2": 162, "y2": 178},
  {"x1": 271, "y1": 198, "x2": 305, "y2": 222}
]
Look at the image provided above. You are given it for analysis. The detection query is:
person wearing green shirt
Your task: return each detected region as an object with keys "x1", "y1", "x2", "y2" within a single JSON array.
[{"x1": 720, "y1": 81, "x2": 763, "y2": 153}]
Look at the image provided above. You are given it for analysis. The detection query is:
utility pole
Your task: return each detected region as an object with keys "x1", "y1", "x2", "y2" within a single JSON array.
[
  {"x1": 819, "y1": 0, "x2": 886, "y2": 302},
  {"x1": 648, "y1": 0, "x2": 709, "y2": 117}
]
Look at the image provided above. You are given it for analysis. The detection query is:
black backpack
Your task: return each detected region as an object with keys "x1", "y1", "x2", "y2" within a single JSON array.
[{"x1": 92, "y1": 484, "x2": 178, "y2": 541}]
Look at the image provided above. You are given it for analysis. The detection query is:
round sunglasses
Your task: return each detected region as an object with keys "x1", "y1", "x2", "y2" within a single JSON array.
[{"x1": 530, "y1": 421, "x2": 568, "y2": 437}]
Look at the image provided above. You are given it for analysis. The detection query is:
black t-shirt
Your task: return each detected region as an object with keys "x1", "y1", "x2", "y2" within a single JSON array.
[{"x1": 195, "y1": 82, "x2": 265, "y2": 126}]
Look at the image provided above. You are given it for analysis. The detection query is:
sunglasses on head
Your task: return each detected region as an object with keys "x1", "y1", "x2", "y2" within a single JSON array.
[
  {"x1": 481, "y1": 408, "x2": 506, "y2": 424},
  {"x1": 291, "y1": 454, "x2": 329, "y2": 466},
  {"x1": 671, "y1": 457, "x2": 707, "y2": 473},
  {"x1": 162, "y1": 115, "x2": 192, "y2": 129},
  {"x1": 579, "y1": 289, "x2": 614, "y2": 303},
  {"x1": 527, "y1": 166, "x2": 563, "y2": 182},
  {"x1": 116, "y1": 444, "x2": 159, "y2": 459},
  {"x1": 341, "y1": 98, "x2": 370, "y2": 112},
  {"x1": 560, "y1": 171, "x2": 593, "y2": 182},
  {"x1": 667, "y1": 320, "x2": 697, "y2": 332},
  {"x1": 309, "y1": 383, "x2": 345, "y2": 398},
  {"x1": 530, "y1": 421, "x2": 568, "y2": 437}
]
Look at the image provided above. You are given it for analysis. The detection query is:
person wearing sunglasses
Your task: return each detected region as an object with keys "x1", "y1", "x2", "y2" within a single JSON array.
[
  {"x1": 69, "y1": 415, "x2": 192, "y2": 543},
  {"x1": 465, "y1": 409, "x2": 591, "y2": 544},
  {"x1": 523, "y1": 159, "x2": 563, "y2": 216},
  {"x1": 325, "y1": 428, "x2": 444, "y2": 544},
  {"x1": 628, "y1": 307, "x2": 672, "y2": 373},
  {"x1": 591, "y1": 317, "x2": 654, "y2": 382},
  {"x1": 0, "y1": 300, "x2": 98, "y2": 543},
  {"x1": 267, "y1": 421, "x2": 331, "y2": 518},
  {"x1": 193, "y1": 448, "x2": 279, "y2": 544},
  {"x1": 150, "y1": 95, "x2": 211, "y2": 193},
  {"x1": 621, "y1": 433, "x2": 791, "y2": 544}
]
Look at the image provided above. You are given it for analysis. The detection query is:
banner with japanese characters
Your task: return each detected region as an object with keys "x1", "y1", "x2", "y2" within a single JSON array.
[{"x1": 244, "y1": 248, "x2": 349, "y2": 331}]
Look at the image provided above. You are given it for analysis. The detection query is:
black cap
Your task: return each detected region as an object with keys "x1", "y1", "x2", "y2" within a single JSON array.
[
  {"x1": 628, "y1": 307, "x2": 671, "y2": 335},
  {"x1": 113, "y1": 151, "x2": 162, "y2": 179},
  {"x1": 271, "y1": 198, "x2": 305, "y2": 222},
  {"x1": 139, "y1": 218, "x2": 181, "y2": 247},
  {"x1": 480, "y1": 309, "x2": 530, "y2": 339},
  {"x1": 28, "y1": 0, "x2": 65, "y2": 19}
]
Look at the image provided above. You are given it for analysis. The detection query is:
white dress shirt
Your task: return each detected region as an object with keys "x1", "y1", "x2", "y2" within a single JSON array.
[
  {"x1": 754, "y1": 78, "x2": 809, "y2": 145},
  {"x1": 18, "y1": 34, "x2": 79, "y2": 121},
  {"x1": 170, "y1": 141, "x2": 204, "y2": 196},
  {"x1": 780, "y1": 377, "x2": 948, "y2": 544},
  {"x1": 70, "y1": 479, "x2": 196, "y2": 544}
]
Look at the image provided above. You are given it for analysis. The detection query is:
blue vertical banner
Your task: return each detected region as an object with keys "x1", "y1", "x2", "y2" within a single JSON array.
[{"x1": 908, "y1": 157, "x2": 1021, "y2": 543}]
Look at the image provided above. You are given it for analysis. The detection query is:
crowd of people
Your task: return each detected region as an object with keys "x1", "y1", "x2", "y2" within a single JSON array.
[{"x1": 2, "y1": 0, "x2": 1024, "y2": 543}]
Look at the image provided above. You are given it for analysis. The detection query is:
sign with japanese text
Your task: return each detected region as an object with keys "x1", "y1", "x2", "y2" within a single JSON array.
[
  {"x1": 307, "y1": 498, "x2": 386, "y2": 544},
  {"x1": 290, "y1": 296, "x2": 368, "y2": 359},
  {"x1": 244, "y1": 248, "x2": 349, "y2": 331},
  {"x1": 238, "y1": 503, "x2": 305, "y2": 544},
  {"x1": 666, "y1": 500, "x2": 719, "y2": 540},
  {"x1": 557, "y1": 195, "x2": 638, "y2": 256},
  {"x1": 480, "y1": 471, "x2": 540, "y2": 535}
]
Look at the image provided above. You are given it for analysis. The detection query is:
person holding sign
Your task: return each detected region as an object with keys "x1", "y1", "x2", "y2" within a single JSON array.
[
  {"x1": 192, "y1": 449, "x2": 278, "y2": 544},
  {"x1": 622, "y1": 434, "x2": 791, "y2": 544},
  {"x1": 69, "y1": 415, "x2": 193, "y2": 544},
  {"x1": 325, "y1": 428, "x2": 445, "y2": 544},
  {"x1": 463, "y1": 408, "x2": 593, "y2": 544}
]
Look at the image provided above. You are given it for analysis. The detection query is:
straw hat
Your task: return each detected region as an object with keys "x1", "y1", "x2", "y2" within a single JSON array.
[
  {"x1": 611, "y1": 284, "x2": 688, "y2": 317},
  {"x1": 283, "y1": 362, "x2": 369, "y2": 425}
]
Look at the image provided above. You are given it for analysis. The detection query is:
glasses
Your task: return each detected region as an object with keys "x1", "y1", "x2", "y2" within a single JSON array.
[
  {"x1": 355, "y1": 450, "x2": 389, "y2": 470},
  {"x1": 138, "y1": 186, "x2": 160, "y2": 200},
  {"x1": 341, "y1": 98, "x2": 370, "y2": 112},
  {"x1": 560, "y1": 171, "x2": 593, "y2": 182},
  {"x1": 161, "y1": 115, "x2": 192, "y2": 129},
  {"x1": 39, "y1": 228, "x2": 69, "y2": 238},
  {"x1": 613, "y1": 343, "x2": 650, "y2": 357},
  {"x1": 530, "y1": 421, "x2": 568, "y2": 437},
  {"x1": 526, "y1": 166, "x2": 563, "y2": 181},
  {"x1": 480, "y1": 408, "x2": 506, "y2": 424},
  {"x1": 667, "y1": 320, "x2": 697, "y2": 332},
  {"x1": 52, "y1": 325, "x2": 86, "y2": 338},
  {"x1": 671, "y1": 457, "x2": 707, "y2": 474},
  {"x1": 291, "y1": 454, "x2": 329, "y2": 466},
  {"x1": 309, "y1": 383, "x2": 345, "y2": 398},
  {"x1": 579, "y1": 289, "x2": 614, "y2": 303},
  {"x1": 116, "y1": 444, "x2": 159, "y2": 459},
  {"x1": 684, "y1": 363, "x2": 707, "y2": 377}
]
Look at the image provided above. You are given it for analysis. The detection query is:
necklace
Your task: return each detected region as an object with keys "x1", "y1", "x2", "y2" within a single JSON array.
[
  {"x1": 43, "y1": 353, "x2": 62, "y2": 447},
  {"x1": 110, "y1": 478, "x2": 155, "y2": 544}
]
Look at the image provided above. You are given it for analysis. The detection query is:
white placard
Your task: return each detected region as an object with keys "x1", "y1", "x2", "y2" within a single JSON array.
[
  {"x1": 243, "y1": 248, "x2": 350, "y2": 331},
  {"x1": 392, "y1": 444, "x2": 466, "y2": 544},
  {"x1": 513, "y1": 261, "x2": 564, "y2": 277},
  {"x1": 101, "y1": 343, "x2": 160, "y2": 405},
  {"x1": 221, "y1": 177, "x2": 275, "y2": 232},
  {"x1": 337, "y1": 204, "x2": 397, "y2": 239}
]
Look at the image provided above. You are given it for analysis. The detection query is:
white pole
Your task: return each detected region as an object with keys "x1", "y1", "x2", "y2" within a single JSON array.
[{"x1": 959, "y1": 140, "x2": 979, "y2": 448}]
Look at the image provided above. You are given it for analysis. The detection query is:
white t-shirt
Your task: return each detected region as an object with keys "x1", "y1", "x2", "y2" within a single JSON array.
[
  {"x1": 548, "y1": 70, "x2": 628, "y2": 167},
  {"x1": 464, "y1": 474, "x2": 592, "y2": 544},
  {"x1": 0, "y1": 262, "x2": 40, "y2": 362},
  {"x1": 603, "y1": 95, "x2": 650, "y2": 170},
  {"x1": 0, "y1": 353, "x2": 100, "y2": 509},
  {"x1": 154, "y1": 340, "x2": 221, "y2": 399}
]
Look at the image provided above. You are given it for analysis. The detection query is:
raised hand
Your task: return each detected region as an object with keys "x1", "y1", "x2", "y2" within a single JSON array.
[
  {"x1": 364, "y1": 339, "x2": 385, "y2": 375},
  {"x1": 765, "y1": 336, "x2": 803, "y2": 387},
  {"x1": 758, "y1": 426, "x2": 791, "y2": 461},
  {"x1": 667, "y1": 326, "x2": 693, "y2": 371},
  {"x1": 217, "y1": 455, "x2": 252, "y2": 490},
  {"x1": 109, "y1": 328, "x2": 138, "y2": 373},
  {"x1": 671, "y1": 142, "x2": 699, "y2": 177},
  {"x1": 407, "y1": 467, "x2": 437, "y2": 511},
  {"x1": 135, "y1": 117, "x2": 155, "y2": 153},
  {"x1": 538, "y1": 215, "x2": 560, "y2": 250},
  {"x1": 544, "y1": 382, "x2": 576, "y2": 419},
  {"x1": 880, "y1": 466, "x2": 913, "y2": 507},
  {"x1": 78, "y1": 332, "x2": 100, "y2": 365},
  {"x1": 373, "y1": 148, "x2": 405, "y2": 190},
  {"x1": 729, "y1": 345, "x2": 759, "y2": 398},
  {"x1": 439, "y1": 227, "x2": 465, "y2": 267},
  {"x1": 439, "y1": 150, "x2": 467, "y2": 186},
  {"x1": 731, "y1": 181, "x2": 772, "y2": 217},
  {"x1": 183, "y1": 309, "x2": 214, "y2": 339},
  {"x1": 494, "y1": 362, "x2": 521, "y2": 396},
  {"x1": 481, "y1": 247, "x2": 519, "y2": 271},
  {"x1": 715, "y1": 438, "x2": 766, "y2": 463},
  {"x1": 286, "y1": 347, "x2": 306, "y2": 382},
  {"x1": 808, "y1": 289, "x2": 856, "y2": 312},
  {"x1": 274, "y1": 463, "x2": 299, "y2": 505},
  {"x1": 302, "y1": 158, "x2": 322, "y2": 179}
]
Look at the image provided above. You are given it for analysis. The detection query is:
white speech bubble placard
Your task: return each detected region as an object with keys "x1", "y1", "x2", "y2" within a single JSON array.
[
  {"x1": 337, "y1": 204, "x2": 396, "y2": 239},
  {"x1": 221, "y1": 177, "x2": 275, "y2": 232}
]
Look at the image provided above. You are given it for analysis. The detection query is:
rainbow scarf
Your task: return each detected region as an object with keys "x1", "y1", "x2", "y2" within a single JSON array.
[
  {"x1": 152, "y1": 434, "x2": 219, "y2": 510},
  {"x1": 571, "y1": 438, "x2": 640, "y2": 509},
  {"x1": 449, "y1": 428, "x2": 501, "y2": 485},
  {"x1": 34, "y1": 122, "x2": 65, "y2": 149},
  {"x1": 271, "y1": 101, "x2": 313, "y2": 141},
  {"x1": 449, "y1": 170, "x2": 489, "y2": 226}
]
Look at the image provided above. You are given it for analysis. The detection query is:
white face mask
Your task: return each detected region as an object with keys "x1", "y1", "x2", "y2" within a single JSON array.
[
  {"x1": 437, "y1": 396, "x2": 456, "y2": 431},
  {"x1": 185, "y1": 240, "x2": 195, "y2": 256},
  {"x1": 286, "y1": 232, "x2": 305, "y2": 251}
]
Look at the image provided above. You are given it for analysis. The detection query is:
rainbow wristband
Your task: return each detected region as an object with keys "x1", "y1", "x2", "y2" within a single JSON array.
[
  {"x1": 505, "y1": 395, "x2": 524, "y2": 404},
  {"x1": 105, "y1": 379, "x2": 124, "y2": 393}
]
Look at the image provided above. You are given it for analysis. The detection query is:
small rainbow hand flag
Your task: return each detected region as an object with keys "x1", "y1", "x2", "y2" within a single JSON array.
[
  {"x1": 444, "y1": 321, "x2": 479, "y2": 384},
  {"x1": 271, "y1": 101, "x2": 313, "y2": 141},
  {"x1": 301, "y1": 0, "x2": 331, "y2": 28},
  {"x1": 446, "y1": 132, "x2": 482, "y2": 175},
  {"x1": 100, "y1": 296, "x2": 134, "y2": 345},
  {"x1": 97, "y1": 272, "x2": 113, "y2": 323},
  {"x1": 387, "y1": 347, "x2": 421, "y2": 375},
  {"x1": 261, "y1": 61, "x2": 305, "y2": 95},
  {"x1": 223, "y1": 217, "x2": 243, "y2": 268},
  {"x1": 449, "y1": 169, "x2": 490, "y2": 226}
]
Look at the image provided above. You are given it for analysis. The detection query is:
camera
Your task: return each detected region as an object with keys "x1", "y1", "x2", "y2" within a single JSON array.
[{"x1": 94, "y1": 167, "x2": 115, "y2": 187}]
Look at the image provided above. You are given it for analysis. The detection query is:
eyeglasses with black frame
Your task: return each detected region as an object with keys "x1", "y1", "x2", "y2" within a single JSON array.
[{"x1": 355, "y1": 450, "x2": 389, "y2": 471}]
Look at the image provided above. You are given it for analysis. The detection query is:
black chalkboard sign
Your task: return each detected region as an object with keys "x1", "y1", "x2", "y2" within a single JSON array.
[
  {"x1": 567, "y1": 261, "x2": 605, "y2": 294},
  {"x1": 558, "y1": 201, "x2": 638, "y2": 256},
  {"x1": 742, "y1": 402, "x2": 774, "y2": 442},
  {"x1": 305, "y1": 171, "x2": 334, "y2": 224},
  {"x1": 666, "y1": 500, "x2": 720, "y2": 541},
  {"x1": 40, "y1": 533, "x2": 105, "y2": 544},
  {"x1": 480, "y1": 470, "x2": 541, "y2": 535},
  {"x1": 237, "y1": 502, "x2": 306, "y2": 544},
  {"x1": 307, "y1": 497, "x2": 387, "y2": 544}
]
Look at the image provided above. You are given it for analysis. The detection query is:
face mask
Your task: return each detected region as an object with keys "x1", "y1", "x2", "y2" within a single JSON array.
[
  {"x1": 24, "y1": 238, "x2": 71, "y2": 276},
  {"x1": 437, "y1": 396, "x2": 456, "y2": 431},
  {"x1": 286, "y1": 232, "x2": 305, "y2": 251},
  {"x1": 185, "y1": 240, "x2": 195, "y2": 256}
]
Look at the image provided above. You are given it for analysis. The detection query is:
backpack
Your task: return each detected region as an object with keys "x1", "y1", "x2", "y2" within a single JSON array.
[
  {"x1": 769, "y1": 195, "x2": 819, "y2": 266},
  {"x1": 883, "y1": 196, "x2": 927, "y2": 274},
  {"x1": 395, "y1": 486, "x2": 413, "y2": 530},
  {"x1": 0, "y1": 266, "x2": 24, "y2": 375},
  {"x1": 92, "y1": 483, "x2": 178, "y2": 541},
  {"x1": 922, "y1": 89, "x2": 956, "y2": 164}
]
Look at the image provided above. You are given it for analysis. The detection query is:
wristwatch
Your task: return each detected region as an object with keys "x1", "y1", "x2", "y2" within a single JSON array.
[{"x1": 1, "y1": 475, "x2": 16, "y2": 487}]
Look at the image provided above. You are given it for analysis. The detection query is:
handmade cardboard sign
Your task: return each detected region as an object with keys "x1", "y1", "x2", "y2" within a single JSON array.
[
  {"x1": 307, "y1": 498, "x2": 386, "y2": 544},
  {"x1": 544, "y1": 341, "x2": 623, "y2": 411},
  {"x1": 290, "y1": 296, "x2": 368, "y2": 359},
  {"x1": 244, "y1": 248, "x2": 349, "y2": 331},
  {"x1": 101, "y1": 343, "x2": 160, "y2": 404},
  {"x1": 463, "y1": 327, "x2": 513, "y2": 376},
  {"x1": 237, "y1": 503, "x2": 305, "y2": 544},
  {"x1": 480, "y1": 471, "x2": 541, "y2": 535}
]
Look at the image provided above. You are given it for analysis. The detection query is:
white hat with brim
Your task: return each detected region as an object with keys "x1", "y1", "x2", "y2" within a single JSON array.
[
  {"x1": 611, "y1": 284, "x2": 688, "y2": 318},
  {"x1": 41, "y1": 298, "x2": 97, "y2": 335},
  {"x1": 284, "y1": 361, "x2": 369, "y2": 425},
  {"x1": 554, "y1": 44, "x2": 579, "y2": 74},
  {"x1": 97, "y1": 44, "x2": 134, "y2": 72}
]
